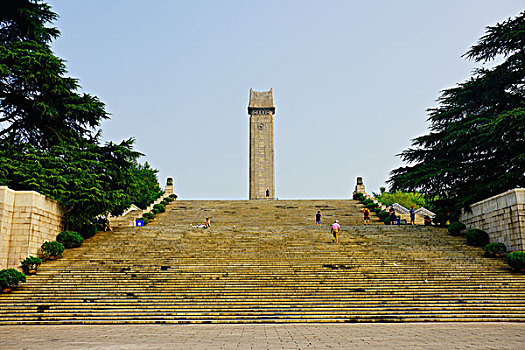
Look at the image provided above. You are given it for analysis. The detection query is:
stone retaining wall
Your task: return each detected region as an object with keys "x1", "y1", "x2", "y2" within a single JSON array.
[
  {"x1": 0, "y1": 186, "x2": 65, "y2": 269},
  {"x1": 460, "y1": 189, "x2": 525, "y2": 251}
]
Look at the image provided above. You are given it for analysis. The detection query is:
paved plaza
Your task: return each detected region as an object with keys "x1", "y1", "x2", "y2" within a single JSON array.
[{"x1": 0, "y1": 323, "x2": 524, "y2": 349}]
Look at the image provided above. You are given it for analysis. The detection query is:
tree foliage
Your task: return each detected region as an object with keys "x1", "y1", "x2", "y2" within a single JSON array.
[
  {"x1": 0, "y1": 0, "x2": 107, "y2": 148},
  {"x1": 0, "y1": 138, "x2": 143, "y2": 227},
  {"x1": 0, "y1": 1, "x2": 163, "y2": 229},
  {"x1": 128, "y1": 162, "x2": 163, "y2": 210},
  {"x1": 389, "y1": 12, "x2": 525, "y2": 217},
  {"x1": 373, "y1": 191, "x2": 427, "y2": 210}
]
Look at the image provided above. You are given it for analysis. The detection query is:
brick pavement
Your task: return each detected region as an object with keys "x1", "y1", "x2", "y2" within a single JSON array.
[{"x1": 0, "y1": 323, "x2": 523, "y2": 349}]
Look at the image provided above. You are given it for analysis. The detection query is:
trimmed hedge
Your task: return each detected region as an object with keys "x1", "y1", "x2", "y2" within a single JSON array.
[
  {"x1": 484, "y1": 242, "x2": 507, "y2": 257},
  {"x1": 383, "y1": 216, "x2": 391, "y2": 225},
  {"x1": 0, "y1": 268, "x2": 26, "y2": 290},
  {"x1": 448, "y1": 222, "x2": 466, "y2": 236},
  {"x1": 56, "y1": 231, "x2": 84, "y2": 249},
  {"x1": 374, "y1": 208, "x2": 382, "y2": 214},
  {"x1": 378, "y1": 211, "x2": 389, "y2": 221},
  {"x1": 153, "y1": 203, "x2": 165, "y2": 213},
  {"x1": 506, "y1": 251, "x2": 525, "y2": 271},
  {"x1": 20, "y1": 256, "x2": 41, "y2": 273},
  {"x1": 143, "y1": 212, "x2": 155, "y2": 220},
  {"x1": 366, "y1": 203, "x2": 378, "y2": 210},
  {"x1": 41, "y1": 241, "x2": 65, "y2": 259},
  {"x1": 465, "y1": 229, "x2": 490, "y2": 247}
]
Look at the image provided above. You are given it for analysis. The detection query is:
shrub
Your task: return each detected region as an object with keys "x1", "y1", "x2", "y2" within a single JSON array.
[
  {"x1": 20, "y1": 256, "x2": 42, "y2": 274},
  {"x1": 0, "y1": 268, "x2": 26, "y2": 290},
  {"x1": 448, "y1": 222, "x2": 466, "y2": 236},
  {"x1": 377, "y1": 210, "x2": 390, "y2": 221},
  {"x1": 78, "y1": 224, "x2": 98, "y2": 239},
  {"x1": 353, "y1": 192, "x2": 362, "y2": 200},
  {"x1": 153, "y1": 203, "x2": 165, "y2": 213},
  {"x1": 366, "y1": 203, "x2": 378, "y2": 211},
  {"x1": 151, "y1": 208, "x2": 159, "y2": 215},
  {"x1": 383, "y1": 216, "x2": 391, "y2": 225},
  {"x1": 484, "y1": 242, "x2": 507, "y2": 257},
  {"x1": 41, "y1": 241, "x2": 65, "y2": 259},
  {"x1": 374, "y1": 208, "x2": 382, "y2": 214},
  {"x1": 378, "y1": 211, "x2": 389, "y2": 221},
  {"x1": 363, "y1": 199, "x2": 372, "y2": 205},
  {"x1": 465, "y1": 229, "x2": 490, "y2": 247},
  {"x1": 357, "y1": 195, "x2": 365, "y2": 202},
  {"x1": 506, "y1": 252, "x2": 525, "y2": 271},
  {"x1": 56, "y1": 231, "x2": 84, "y2": 249},
  {"x1": 169, "y1": 194, "x2": 178, "y2": 199},
  {"x1": 143, "y1": 212, "x2": 155, "y2": 220},
  {"x1": 165, "y1": 197, "x2": 173, "y2": 203},
  {"x1": 433, "y1": 212, "x2": 449, "y2": 227}
]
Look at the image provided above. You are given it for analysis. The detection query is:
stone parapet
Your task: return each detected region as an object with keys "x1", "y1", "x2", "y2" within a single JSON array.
[
  {"x1": 111, "y1": 193, "x2": 173, "y2": 228},
  {"x1": 460, "y1": 188, "x2": 525, "y2": 251},
  {"x1": 0, "y1": 186, "x2": 65, "y2": 269}
]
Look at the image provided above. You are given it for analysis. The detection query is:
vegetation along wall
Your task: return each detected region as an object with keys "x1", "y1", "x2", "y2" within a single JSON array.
[
  {"x1": 460, "y1": 189, "x2": 525, "y2": 251},
  {"x1": 0, "y1": 186, "x2": 65, "y2": 269}
]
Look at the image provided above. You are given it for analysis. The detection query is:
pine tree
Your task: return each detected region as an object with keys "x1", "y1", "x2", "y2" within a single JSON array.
[
  {"x1": 0, "y1": 1, "x2": 163, "y2": 228},
  {"x1": 388, "y1": 12, "x2": 525, "y2": 217},
  {"x1": 0, "y1": 0, "x2": 107, "y2": 148}
]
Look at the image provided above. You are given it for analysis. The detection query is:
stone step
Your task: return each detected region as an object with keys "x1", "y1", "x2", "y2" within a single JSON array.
[{"x1": 1, "y1": 199, "x2": 524, "y2": 324}]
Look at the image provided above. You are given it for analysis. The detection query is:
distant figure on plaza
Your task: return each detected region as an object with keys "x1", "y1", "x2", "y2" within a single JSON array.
[
  {"x1": 409, "y1": 206, "x2": 415, "y2": 225},
  {"x1": 389, "y1": 205, "x2": 396, "y2": 225},
  {"x1": 315, "y1": 211, "x2": 322, "y2": 225},
  {"x1": 363, "y1": 207, "x2": 371, "y2": 225},
  {"x1": 204, "y1": 218, "x2": 211, "y2": 229},
  {"x1": 331, "y1": 220, "x2": 340, "y2": 243}
]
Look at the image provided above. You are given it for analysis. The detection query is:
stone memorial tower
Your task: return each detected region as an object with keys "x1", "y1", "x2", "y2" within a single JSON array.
[{"x1": 248, "y1": 88, "x2": 276, "y2": 200}]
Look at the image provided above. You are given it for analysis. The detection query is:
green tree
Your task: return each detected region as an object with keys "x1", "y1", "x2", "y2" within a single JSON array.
[
  {"x1": 128, "y1": 162, "x2": 164, "y2": 210},
  {"x1": 0, "y1": 1, "x2": 163, "y2": 229},
  {"x1": 0, "y1": 138, "x2": 141, "y2": 227},
  {"x1": 0, "y1": 0, "x2": 107, "y2": 148},
  {"x1": 373, "y1": 191, "x2": 427, "y2": 210},
  {"x1": 389, "y1": 12, "x2": 525, "y2": 217}
]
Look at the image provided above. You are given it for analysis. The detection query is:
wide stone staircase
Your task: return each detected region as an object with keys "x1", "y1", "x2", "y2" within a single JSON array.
[{"x1": 1, "y1": 200, "x2": 524, "y2": 324}]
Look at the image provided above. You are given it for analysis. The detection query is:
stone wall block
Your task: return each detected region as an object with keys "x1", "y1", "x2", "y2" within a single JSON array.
[
  {"x1": 461, "y1": 189, "x2": 524, "y2": 251},
  {"x1": 0, "y1": 187, "x2": 65, "y2": 269}
]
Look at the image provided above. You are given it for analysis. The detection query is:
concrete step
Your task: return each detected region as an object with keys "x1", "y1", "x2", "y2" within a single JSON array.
[{"x1": 1, "y1": 199, "x2": 524, "y2": 324}]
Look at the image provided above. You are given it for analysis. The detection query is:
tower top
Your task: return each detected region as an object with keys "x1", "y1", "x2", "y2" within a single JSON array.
[{"x1": 248, "y1": 88, "x2": 275, "y2": 114}]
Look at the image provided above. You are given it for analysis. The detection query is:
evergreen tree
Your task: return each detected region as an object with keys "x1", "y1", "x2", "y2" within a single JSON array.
[
  {"x1": 129, "y1": 162, "x2": 164, "y2": 210},
  {"x1": 389, "y1": 12, "x2": 525, "y2": 217},
  {"x1": 0, "y1": 1, "x2": 163, "y2": 228},
  {"x1": 0, "y1": 0, "x2": 107, "y2": 148}
]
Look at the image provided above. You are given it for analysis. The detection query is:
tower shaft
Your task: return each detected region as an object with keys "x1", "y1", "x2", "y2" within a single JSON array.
[{"x1": 248, "y1": 89, "x2": 276, "y2": 200}]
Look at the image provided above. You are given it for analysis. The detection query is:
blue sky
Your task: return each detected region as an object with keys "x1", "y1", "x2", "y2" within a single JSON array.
[{"x1": 46, "y1": 0, "x2": 524, "y2": 199}]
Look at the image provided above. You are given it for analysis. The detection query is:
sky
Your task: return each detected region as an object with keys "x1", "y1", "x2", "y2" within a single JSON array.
[{"x1": 46, "y1": 0, "x2": 524, "y2": 200}]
